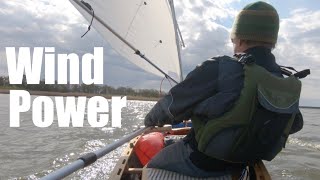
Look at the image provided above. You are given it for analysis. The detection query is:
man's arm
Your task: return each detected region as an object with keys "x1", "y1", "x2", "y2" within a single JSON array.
[{"x1": 144, "y1": 60, "x2": 219, "y2": 127}]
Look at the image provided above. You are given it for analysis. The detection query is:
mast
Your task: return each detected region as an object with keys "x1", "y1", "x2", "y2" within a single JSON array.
[
  {"x1": 71, "y1": 0, "x2": 179, "y2": 84},
  {"x1": 169, "y1": 0, "x2": 184, "y2": 82}
]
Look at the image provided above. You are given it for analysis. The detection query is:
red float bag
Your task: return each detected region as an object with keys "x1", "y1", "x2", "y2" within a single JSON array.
[{"x1": 134, "y1": 132, "x2": 165, "y2": 166}]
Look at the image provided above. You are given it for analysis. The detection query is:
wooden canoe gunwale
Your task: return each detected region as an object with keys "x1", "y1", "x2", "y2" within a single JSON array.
[{"x1": 109, "y1": 136, "x2": 141, "y2": 179}]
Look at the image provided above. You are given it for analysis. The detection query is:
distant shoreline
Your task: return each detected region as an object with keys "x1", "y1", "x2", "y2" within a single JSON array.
[
  {"x1": 1, "y1": 89, "x2": 318, "y2": 107},
  {"x1": 300, "y1": 106, "x2": 320, "y2": 109},
  {"x1": 0, "y1": 89, "x2": 159, "y2": 102}
]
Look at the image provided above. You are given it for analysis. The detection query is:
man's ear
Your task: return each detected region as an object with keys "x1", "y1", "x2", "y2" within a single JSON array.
[{"x1": 239, "y1": 39, "x2": 244, "y2": 46}]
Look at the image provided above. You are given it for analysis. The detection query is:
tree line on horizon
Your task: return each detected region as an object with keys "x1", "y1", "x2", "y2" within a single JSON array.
[{"x1": 0, "y1": 75, "x2": 164, "y2": 98}]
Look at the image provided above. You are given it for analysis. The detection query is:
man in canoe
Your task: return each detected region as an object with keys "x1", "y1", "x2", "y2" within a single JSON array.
[{"x1": 144, "y1": 1, "x2": 305, "y2": 178}]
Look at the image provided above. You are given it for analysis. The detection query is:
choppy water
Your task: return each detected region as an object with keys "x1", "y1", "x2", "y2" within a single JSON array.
[{"x1": 0, "y1": 94, "x2": 319, "y2": 179}]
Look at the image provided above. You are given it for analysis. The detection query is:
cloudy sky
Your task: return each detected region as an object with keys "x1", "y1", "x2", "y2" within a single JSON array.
[{"x1": 0, "y1": 0, "x2": 319, "y2": 106}]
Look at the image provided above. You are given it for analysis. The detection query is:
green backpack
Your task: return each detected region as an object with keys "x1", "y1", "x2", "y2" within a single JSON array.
[{"x1": 192, "y1": 55, "x2": 302, "y2": 163}]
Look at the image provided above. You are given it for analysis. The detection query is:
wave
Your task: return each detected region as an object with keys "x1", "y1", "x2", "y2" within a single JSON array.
[{"x1": 288, "y1": 137, "x2": 320, "y2": 151}]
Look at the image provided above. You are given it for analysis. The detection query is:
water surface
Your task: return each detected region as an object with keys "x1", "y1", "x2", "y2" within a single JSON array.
[{"x1": 0, "y1": 94, "x2": 319, "y2": 179}]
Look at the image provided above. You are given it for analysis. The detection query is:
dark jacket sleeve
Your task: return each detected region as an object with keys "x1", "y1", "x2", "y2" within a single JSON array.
[
  {"x1": 289, "y1": 110, "x2": 304, "y2": 134},
  {"x1": 144, "y1": 60, "x2": 219, "y2": 127}
]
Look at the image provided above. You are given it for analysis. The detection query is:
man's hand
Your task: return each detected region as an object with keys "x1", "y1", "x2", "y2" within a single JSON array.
[
  {"x1": 144, "y1": 113, "x2": 165, "y2": 127},
  {"x1": 144, "y1": 113, "x2": 155, "y2": 127}
]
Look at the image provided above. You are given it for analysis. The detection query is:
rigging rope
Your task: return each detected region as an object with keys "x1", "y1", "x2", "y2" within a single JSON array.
[
  {"x1": 158, "y1": 75, "x2": 175, "y2": 119},
  {"x1": 159, "y1": 75, "x2": 173, "y2": 95},
  {"x1": 81, "y1": 1, "x2": 94, "y2": 38}
]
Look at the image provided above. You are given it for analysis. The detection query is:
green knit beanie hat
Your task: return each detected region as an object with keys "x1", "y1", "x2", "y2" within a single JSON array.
[{"x1": 231, "y1": 1, "x2": 279, "y2": 44}]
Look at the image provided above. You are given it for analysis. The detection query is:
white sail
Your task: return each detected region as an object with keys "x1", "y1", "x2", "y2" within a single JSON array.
[{"x1": 69, "y1": 0, "x2": 182, "y2": 82}]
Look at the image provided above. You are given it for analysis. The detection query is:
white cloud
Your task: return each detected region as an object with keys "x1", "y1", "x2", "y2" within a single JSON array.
[
  {"x1": 4, "y1": 1, "x2": 84, "y2": 24},
  {"x1": 175, "y1": 0, "x2": 237, "y2": 45},
  {"x1": 0, "y1": 1, "x2": 86, "y2": 47},
  {"x1": 174, "y1": 0, "x2": 237, "y2": 73},
  {"x1": 278, "y1": 10, "x2": 320, "y2": 60},
  {"x1": 274, "y1": 8, "x2": 320, "y2": 105},
  {"x1": 277, "y1": 9, "x2": 320, "y2": 60}
]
